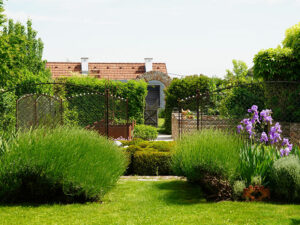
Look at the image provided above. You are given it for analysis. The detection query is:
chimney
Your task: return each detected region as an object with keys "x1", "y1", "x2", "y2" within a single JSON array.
[
  {"x1": 81, "y1": 57, "x2": 89, "y2": 75},
  {"x1": 144, "y1": 58, "x2": 153, "y2": 72}
]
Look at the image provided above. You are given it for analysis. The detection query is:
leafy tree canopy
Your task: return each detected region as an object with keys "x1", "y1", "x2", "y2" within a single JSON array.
[
  {"x1": 253, "y1": 22, "x2": 300, "y2": 81},
  {"x1": 0, "y1": 3, "x2": 51, "y2": 89}
]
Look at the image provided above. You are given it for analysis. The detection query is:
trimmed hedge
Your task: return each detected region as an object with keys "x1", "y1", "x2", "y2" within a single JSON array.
[
  {"x1": 122, "y1": 140, "x2": 174, "y2": 175},
  {"x1": 164, "y1": 75, "x2": 211, "y2": 134},
  {"x1": 133, "y1": 124, "x2": 158, "y2": 140},
  {"x1": 133, "y1": 151, "x2": 171, "y2": 175}
]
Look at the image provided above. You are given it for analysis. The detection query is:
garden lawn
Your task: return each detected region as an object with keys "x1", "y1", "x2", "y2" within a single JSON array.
[{"x1": 0, "y1": 179, "x2": 299, "y2": 225}]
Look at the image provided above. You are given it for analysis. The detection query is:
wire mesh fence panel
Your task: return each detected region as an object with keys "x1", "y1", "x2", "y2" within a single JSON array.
[
  {"x1": 16, "y1": 94, "x2": 62, "y2": 130},
  {"x1": 16, "y1": 95, "x2": 36, "y2": 129},
  {"x1": 36, "y1": 95, "x2": 62, "y2": 128},
  {"x1": 176, "y1": 81, "x2": 300, "y2": 145}
]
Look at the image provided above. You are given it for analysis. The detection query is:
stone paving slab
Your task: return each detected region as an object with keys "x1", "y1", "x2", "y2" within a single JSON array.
[{"x1": 155, "y1": 134, "x2": 173, "y2": 141}]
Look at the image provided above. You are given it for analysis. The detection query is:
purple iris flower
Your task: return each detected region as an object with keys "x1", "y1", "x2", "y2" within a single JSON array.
[
  {"x1": 260, "y1": 132, "x2": 268, "y2": 143},
  {"x1": 260, "y1": 109, "x2": 273, "y2": 124},
  {"x1": 237, "y1": 125, "x2": 243, "y2": 134},
  {"x1": 251, "y1": 112, "x2": 260, "y2": 124},
  {"x1": 248, "y1": 105, "x2": 258, "y2": 113},
  {"x1": 280, "y1": 147, "x2": 291, "y2": 157}
]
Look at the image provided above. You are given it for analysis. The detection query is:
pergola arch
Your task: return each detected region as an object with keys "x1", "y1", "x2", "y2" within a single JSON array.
[{"x1": 136, "y1": 71, "x2": 172, "y2": 87}]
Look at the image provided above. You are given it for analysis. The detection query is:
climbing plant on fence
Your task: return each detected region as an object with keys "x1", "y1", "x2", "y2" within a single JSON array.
[
  {"x1": 164, "y1": 75, "x2": 211, "y2": 134},
  {"x1": 58, "y1": 77, "x2": 148, "y2": 124}
]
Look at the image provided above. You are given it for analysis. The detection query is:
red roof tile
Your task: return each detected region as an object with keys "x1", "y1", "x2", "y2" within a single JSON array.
[{"x1": 46, "y1": 62, "x2": 167, "y2": 80}]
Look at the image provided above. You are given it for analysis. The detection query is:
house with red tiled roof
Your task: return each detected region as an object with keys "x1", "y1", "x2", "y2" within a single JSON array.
[{"x1": 46, "y1": 58, "x2": 171, "y2": 109}]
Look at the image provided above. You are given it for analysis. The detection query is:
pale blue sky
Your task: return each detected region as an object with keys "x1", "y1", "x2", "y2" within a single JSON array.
[{"x1": 3, "y1": 0, "x2": 300, "y2": 77}]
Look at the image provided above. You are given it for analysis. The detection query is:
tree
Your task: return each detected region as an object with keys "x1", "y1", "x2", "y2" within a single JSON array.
[
  {"x1": 0, "y1": 8, "x2": 51, "y2": 89},
  {"x1": 225, "y1": 59, "x2": 249, "y2": 81},
  {"x1": 253, "y1": 22, "x2": 300, "y2": 81},
  {"x1": 0, "y1": 0, "x2": 6, "y2": 26}
]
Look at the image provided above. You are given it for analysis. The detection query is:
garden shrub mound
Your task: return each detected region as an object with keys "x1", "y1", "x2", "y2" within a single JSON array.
[
  {"x1": 0, "y1": 127, "x2": 127, "y2": 204},
  {"x1": 172, "y1": 129, "x2": 243, "y2": 200},
  {"x1": 133, "y1": 125, "x2": 158, "y2": 140},
  {"x1": 122, "y1": 140, "x2": 174, "y2": 175},
  {"x1": 270, "y1": 155, "x2": 300, "y2": 203}
]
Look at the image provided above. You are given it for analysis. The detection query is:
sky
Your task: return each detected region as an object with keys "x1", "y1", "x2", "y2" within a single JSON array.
[{"x1": 3, "y1": 0, "x2": 300, "y2": 77}]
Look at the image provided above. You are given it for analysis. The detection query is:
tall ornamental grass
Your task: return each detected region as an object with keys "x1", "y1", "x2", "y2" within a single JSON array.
[
  {"x1": 172, "y1": 129, "x2": 243, "y2": 182},
  {"x1": 0, "y1": 127, "x2": 127, "y2": 203}
]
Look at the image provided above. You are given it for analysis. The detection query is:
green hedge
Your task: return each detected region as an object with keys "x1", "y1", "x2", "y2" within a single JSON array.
[
  {"x1": 133, "y1": 124, "x2": 158, "y2": 140},
  {"x1": 122, "y1": 140, "x2": 174, "y2": 175},
  {"x1": 133, "y1": 151, "x2": 171, "y2": 175},
  {"x1": 164, "y1": 75, "x2": 211, "y2": 134},
  {"x1": 60, "y1": 76, "x2": 148, "y2": 124}
]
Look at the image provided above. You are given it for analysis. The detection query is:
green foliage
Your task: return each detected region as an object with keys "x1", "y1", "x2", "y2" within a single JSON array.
[
  {"x1": 264, "y1": 82, "x2": 300, "y2": 122},
  {"x1": 134, "y1": 124, "x2": 158, "y2": 140},
  {"x1": 61, "y1": 77, "x2": 147, "y2": 124},
  {"x1": 132, "y1": 151, "x2": 171, "y2": 175},
  {"x1": 164, "y1": 75, "x2": 211, "y2": 133},
  {"x1": 0, "y1": 0, "x2": 6, "y2": 26},
  {"x1": 219, "y1": 82, "x2": 265, "y2": 119},
  {"x1": 254, "y1": 22, "x2": 300, "y2": 81},
  {"x1": 172, "y1": 129, "x2": 243, "y2": 182},
  {"x1": 282, "y1": 22, "x2": 300, "y2": 60},
  {"x1": 270, "y1": 155, "x2": 300, "y2": 203},
  {"x1": 233, "y1": 180, "x2": 246, "y2": 201},
  {"x1": 0, "y1": 127, "x2": 127, "y2": 203},
  {"x1": 239, "y1": 143, "x2": 279, "y2": 186},
  {"x1": 253, "y1": 47, "x2": 297, "y2": 81},
  {"x1": 0, "y1": 19, "x2": 51, "y2": 88},
  {"x1": 225, "y1": 60, "x2": 249, "y2": 81},
  {"x1": 123, "y1": 140, "x2": 174, "y2": 175}
]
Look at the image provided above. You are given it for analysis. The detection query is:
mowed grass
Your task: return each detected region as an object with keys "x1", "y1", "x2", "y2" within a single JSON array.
[{"x1": 0, "y1": 179, "x2": 299, "y2": 225}]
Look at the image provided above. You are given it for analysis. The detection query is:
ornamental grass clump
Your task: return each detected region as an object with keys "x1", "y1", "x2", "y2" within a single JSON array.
[
  {"x1": 172, "y1": 129, "x2": 243, "y2": 182},
  {"x1": 0, "y1": 126, "x2": 127, "y2": 203}
]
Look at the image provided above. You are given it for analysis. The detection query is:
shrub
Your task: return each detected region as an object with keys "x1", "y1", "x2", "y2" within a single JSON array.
[
  {"x1": 219, "y1": 82, "x2": 265, "y2": 119},
  {"x1": 0, "y1": 127, "x2": 127, "y2": 203},
  {"x1": 132, "y1": 151, "x2": 171, "y2": 175},
  {"x1": 233, "y1": 180, "x2": 246, "y2": 201},
  {"x1": 270, "y1": 155, "x2": 300, "y2": 202},
  {"x1": 134, "y1": 124, "x2": 158, "y2": 140},
  {"x1": 164, "y1": 75, "x2": 211, "y2": 134},
  {"x1": 123, "y1": 140, "x2": 174, "y2": 175},
  {"x1": 172, "y1": 129, "x2": 243, "y2": 182}
]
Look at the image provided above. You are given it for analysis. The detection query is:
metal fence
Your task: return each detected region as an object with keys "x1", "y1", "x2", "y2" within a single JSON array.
[
  {"x1": 174, "y1": 81, "x2": 300, "y2": 145},
  {"x1": 1, "y1": 82, "x2": 132, "y2": 139}
]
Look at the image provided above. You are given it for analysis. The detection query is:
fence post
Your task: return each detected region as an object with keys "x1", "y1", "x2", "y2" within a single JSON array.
[
  {"x1": 196, "y1": 89, "x2": 200, "y2": 131},
  {"x1": 126, "y1": 98, "x2": 129, "y2": 140},
  {"x1": 105, "y1": 88, "x2": 109, "y2": 138},
  {"x1": 34, "y1": 96, "x2": 37, "y2": 128},
  {"x1": 60, "y1": 98, "x2": 64, "y2": 126},
  {"x1": 178, "y1": 98, "x2": 181, "y2": 139}
]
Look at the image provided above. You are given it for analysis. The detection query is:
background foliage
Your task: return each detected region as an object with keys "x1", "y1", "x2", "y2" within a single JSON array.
[
  {"x1": 60, "y1": 77, "x2": 148, "y2": 124},
  {"x1": 164, "y1": 75, "x2": 211, "y2": 134}
]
